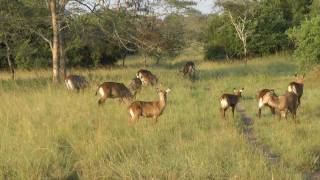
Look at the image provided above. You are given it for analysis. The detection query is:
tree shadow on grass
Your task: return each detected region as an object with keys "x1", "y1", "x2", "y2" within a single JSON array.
[
  {"x1": 125, "y1": 59, "x2": 297, "y2": 81},
  {"x1": 0, "y1": 61, "x2": 297, "y2": 91},
  {"x1": 153, "y1": 61, "x2": 189, "y2": 70},
  {"x1": 0, "y1": 77, "x2": 52, "y2": 92},
  {"x1": 124, "y1": 59, "x2": 193, "y2": 71},
  {"x1": 198, "y1": 61, "x2": 298, "y2": 80}
]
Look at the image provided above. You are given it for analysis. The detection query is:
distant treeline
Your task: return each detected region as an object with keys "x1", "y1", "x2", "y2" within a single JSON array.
[
  {"x1": 204, "y1": 0, "x2": 320, "y2": 69},
  {"x1": 1, "y1": 0, "x2": 320, "y2": 73},
  {"x1": 0, "y1": 0, "x2": 202, "y2": 73}
]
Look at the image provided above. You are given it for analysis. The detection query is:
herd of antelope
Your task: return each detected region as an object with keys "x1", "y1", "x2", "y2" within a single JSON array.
[
  {"x1": 64, "y1": 61, "x2": 304, "y2": 124},
  {"x1": 220, "y1": 74, "x2": 304, "y2": 122},
  {"x1": 65, "y1": 68, "x2": 179, "y2": 125}
]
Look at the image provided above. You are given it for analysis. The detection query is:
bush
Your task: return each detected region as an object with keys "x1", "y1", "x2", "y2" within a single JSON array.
[
  {"x1": 287, "y1": 16, "x2": 320, "y2": 69},
  {"x1": 204, "y1": 46, "x2": 227, "y2": 60},
  {"x1": 248, "y1": 1, "x2": 290, "y2": 55},
  {"x1": 15, "y1": 40, "x2": 37, "y2": 69},
  {"x1": 203, "y1": 14, "x2": 242, "y2": 61}
]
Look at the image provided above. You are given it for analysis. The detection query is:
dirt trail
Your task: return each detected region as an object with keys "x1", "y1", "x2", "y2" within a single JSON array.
[{"x1": 236, "y1": 104, "x2": 320, "y2": 180}]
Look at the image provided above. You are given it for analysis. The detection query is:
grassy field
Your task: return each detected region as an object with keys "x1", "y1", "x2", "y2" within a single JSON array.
[{"x1": 0, "y1": 48, "x2": 319, "y2": 179}]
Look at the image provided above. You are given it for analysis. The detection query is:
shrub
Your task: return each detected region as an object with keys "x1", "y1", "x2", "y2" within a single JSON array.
[{"x1": 287, "y1": 16, "x2": 320, "y2": 70}]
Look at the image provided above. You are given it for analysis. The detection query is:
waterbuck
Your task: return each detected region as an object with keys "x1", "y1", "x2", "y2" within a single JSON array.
[
  {"x1": 128, "y1": 88, "x2": 171, "y2": 124},
  {"x1": 128, "y1": 77, "x2": 142, "y2": 97},
  {"x1": 259, "y1": 91, "x2": 298, "y2": 121},
  {"x1": 257, "y1": 89, "x2": 276, "y2": 118},
  {"x1": 136, "y1": 69, "x2": 158, "y2": 86},
  {"x1": 220, "y1": 88, "x2": 244, "y2": 119},
  {"x1": 65, "y1": 75, "x2": 88, "y2": 92},
  {"x1": 95, "y1": 82, "x2": 133, "y2": 105},
  {"x1": 181, "y1": 61, "x2": 196, "y2": 80},
  {"x1": 288, "y1": 73, "x2": 304, "y2": 107}
]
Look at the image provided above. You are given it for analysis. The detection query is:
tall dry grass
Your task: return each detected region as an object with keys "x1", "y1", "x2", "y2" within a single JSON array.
[{"x1": 0, "y1": 48, "x2": 317, "y2": 179}]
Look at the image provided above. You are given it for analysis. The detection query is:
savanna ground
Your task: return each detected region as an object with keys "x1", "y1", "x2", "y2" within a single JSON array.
[{"x1": 0, "y1": 47, "x2": 319, "y2": 179}]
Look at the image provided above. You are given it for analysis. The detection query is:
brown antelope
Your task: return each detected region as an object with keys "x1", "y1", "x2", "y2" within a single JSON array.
[
  {"x1": 181, "y1": 61, "x2": 196, "y2": 79},
  {"x1": 288, "y1": 73, "x2": 304, "y2": 107},
  {"x1": 65, "y1": 75, "x2": 88, "y2": 92},
  {"x1": 259, "y1": 91, "x2": 298, "y2": 121},
  {"x1": 220, "y1": 88, "x2": 244, "y2": 119},
  {"x1": 136, "y1": 69, "x2": 158, "y2": 86},
  {"x1": 95, "y1": 82, "x2": 133, "y2": 105},
  {"x1": 128, "y1": 77, "x2": 142, "y2": 97},
  {"x1": 257, "y1": 89, "x2": 276, "y2": 118},
  {"x1": 128, "y1": 88, "x2": 171, "y2": 124}
]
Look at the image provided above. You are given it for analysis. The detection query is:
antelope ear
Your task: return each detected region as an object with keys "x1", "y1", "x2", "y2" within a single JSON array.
[
  {"x1": 302, "y1": 73, "x2": 306, "y2": 78},
  {"x1": 165, "y1": 88, "x2": 171, "y2": 93},
  {"x1": 294, "y1": 73, "x2": 297, "y2": 77},
  {"x1": 155, "y1": 87, "x2": 160, "y2": 91},
  {"x1": 233, "y1": 88, "x2": 236, "y2": 93}
]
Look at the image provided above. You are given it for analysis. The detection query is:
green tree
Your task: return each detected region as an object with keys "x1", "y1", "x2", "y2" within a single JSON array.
[
  {"x1": 0, "y1": 0, "x2": 27, "y2": 79},
  {"x1": 287, "y1": 16, "x2": 320, "y2": 69},
  {"x1": 248, "y1": 0, "x2": 290, "y2": 55},
  {"x1": 310, "y1": 0, "x2": 320, "y2": 16},
  {"x1": 204, "y1": 14, "x2": 242, "y2": 60},
  {"x1": 215, "y1": 0, "x2": 256, "y2": 63}
]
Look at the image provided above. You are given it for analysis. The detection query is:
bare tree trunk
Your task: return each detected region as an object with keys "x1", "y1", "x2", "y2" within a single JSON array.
[
  {"x1": 228, "y1": 11, "x2": 249, "y2": 65},
  {"x1": 58, "y1": 0, "x2": 66, "y2": 79},
  {"x1": 59, "y1": 27, "x2": 66, "y2": 79},
  {"x1": 124, "y1": 0, "x2": 128, "y2": 9},
  {"x1": 244, "y1": 41, "x2": 247, "y2": 64},
  {"x1": 116, "y1": 0, "x2": 121, "y2": 10},
  {"x1": 50, "y1": 0, "x2": 60, "y2": 83},
  {"x1": 122, "y1": 57, "x2": 125, "y2": 67},
  {"x1": 4, "y1": 39, "x2": 15, "y2": 80}
]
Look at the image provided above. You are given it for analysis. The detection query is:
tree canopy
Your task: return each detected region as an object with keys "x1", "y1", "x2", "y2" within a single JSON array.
[
  {"x1": 204, "y1": 0, "x2": 317, "y2": 67},
  {"x1": 1, "y1": 0, "x2": 320, "y2": 74}
]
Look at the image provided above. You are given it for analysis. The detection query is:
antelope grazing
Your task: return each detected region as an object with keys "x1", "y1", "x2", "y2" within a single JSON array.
[
  {"x1": 257, "y1": 89, "x2": 276, "y2": 118},
  {"x1": 136, "y1": 69, "x2": 158, "y2": 86},
  {"x1": 128, "y1": 88, "x2": 171, "y2": 124},
  {"x1": 128, "y1": 77, "x2": 142, "y2": 97},
  {"x1": 220, "y1": 88, "x2": 244, "y2": 119},
  {"x1": 65, "y1": 75, "x2": 88, "y2": 92},
  {"x1": 95, "y1": 82, "x2": 133, "y2": 105},
  {"x1": 288, "y1": 73, "x2": 304, "y2": 107},
  {"x1": 181, "y1": 61, "x2": 196, "y2": 79},
  {"x1": 259, "y1": 91, "x2": 298, "y2": 121}
]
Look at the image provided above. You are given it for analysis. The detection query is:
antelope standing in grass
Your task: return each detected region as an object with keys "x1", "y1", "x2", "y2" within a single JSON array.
[
  {"x1": 288, "y1": 74, "x2": 304, "y2": 107},
  {"x1": 257, "y1": 89, "x2": 276, "y2": 118},
  {"x1": 181, "y1": 61, "x2": 196, "y2": 80},
  {"x1": 128, "y1": 77, "x2": 142, "y2": 97},
  {"x1": 65, "y1": 75, "x2": 88, "y2": 92},
  {"x1": 128, "y1": 88, "x2": 171, "y2": 124},
  {"x1": 220, "y1": 88, "x2": 244, "y2": 119},
  {"x1": 95, "y1": 82, "x2": 133, "y2": 105},
  {"x1": 259, "y1": 91, "x2": 298, "y2": 121},
  {"x1": 136, "y1": 69, "x2": 158, "y2": 86}
]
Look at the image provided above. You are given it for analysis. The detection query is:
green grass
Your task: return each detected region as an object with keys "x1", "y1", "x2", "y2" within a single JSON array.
[{"x1": 0, "y1": 49, "x2": 318, "y2": 179}]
